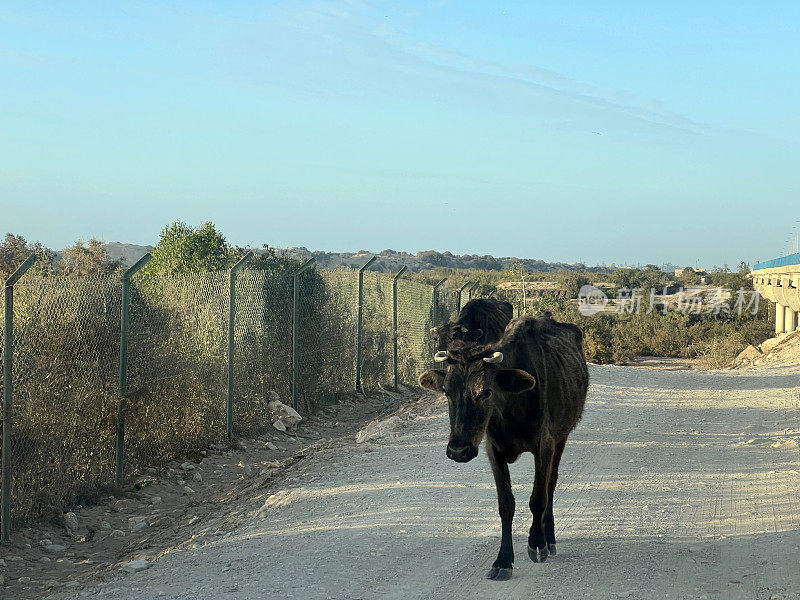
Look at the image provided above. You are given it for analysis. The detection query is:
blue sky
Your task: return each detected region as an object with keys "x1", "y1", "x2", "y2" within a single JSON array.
[{"x1": 2, "y1": 1, "x2": 799, "y2": 267}]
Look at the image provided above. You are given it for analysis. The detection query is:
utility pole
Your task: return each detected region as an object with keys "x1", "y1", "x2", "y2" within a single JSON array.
[{"x1": 521, "y1": 263, "x2": 527, "y2": 310}]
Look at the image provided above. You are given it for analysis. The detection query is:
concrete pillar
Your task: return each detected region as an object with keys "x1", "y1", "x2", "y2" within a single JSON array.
[
  {"x1": 776, "y1": 303, "x2": 786, "y2": 334},
  {"x1": 788, "y1": 308, "x2": 800, "y2": 332},
  {"x1": 783, "y1": 305, "x2": 796, "y2": 334}
]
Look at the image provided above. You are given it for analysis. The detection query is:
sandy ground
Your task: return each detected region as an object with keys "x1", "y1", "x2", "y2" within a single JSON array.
[
  {"x1": 0, "y1": 389, "x2": 421, "y2": 600},
  {"x1": 37, "y1": 363, "x2": 800, "y2": 600}
]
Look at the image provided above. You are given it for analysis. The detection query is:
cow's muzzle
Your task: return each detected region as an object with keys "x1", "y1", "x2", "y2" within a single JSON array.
[{"x1": 446, "y1": 442, "x2": 479, "y2": 463}]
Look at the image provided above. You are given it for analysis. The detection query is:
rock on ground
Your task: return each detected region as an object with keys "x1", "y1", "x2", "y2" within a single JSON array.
[
  {"x1": 269, "y1": 398, "x2": 302, "y2": 429},
  {"x1": 120, "y1": 559, "x2": 152, "y2": 574},
  {"x1": 257, "y1": 490, "x2": 295, "y2": 517},
  {"x1": 735, "y1": 344, "x2": 762, "y2": 362},
  {"x1": 63, "y1": 512, "x2": 79, "y2": 533},
  {"x1": 356, "y1": 415, "x2": 404, "y2": 443}
]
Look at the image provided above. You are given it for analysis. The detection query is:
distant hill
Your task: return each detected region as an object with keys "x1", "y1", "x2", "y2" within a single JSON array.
[
  {"x1": 100, "y1": 242, "x2": 611, "y2": 273},
  {"x1": 278, "y1": 247, "x2": 614, "y2": 273},
  {"x1": 104, "y1": 242, "x2": 154, "y2": 265}
]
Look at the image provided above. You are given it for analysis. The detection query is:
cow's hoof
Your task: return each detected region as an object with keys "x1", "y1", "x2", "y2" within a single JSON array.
[
  {"x1": 547, "y1": 543, "x2": 557, "y2": 556},
  {"x1": 486, "y1": 567, "x2": 513, "y2": 580},
  {"x1": 528, "y1": 543, "x2": 549, "y2": 563}
]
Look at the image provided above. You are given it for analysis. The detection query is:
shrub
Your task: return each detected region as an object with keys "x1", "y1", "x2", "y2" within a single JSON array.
[
  {"x1": 693, "y1": 333, "x2": 748, "y2": 369},
  {"x1": 516, "y1": 294, "x2": 772, "y2": 366},
  {"x1": 144, "y1": 221, "x2": 230, "y2": 278},
  {"x1": 558, "y1": 273, "x2": 590, "y2": 299}
]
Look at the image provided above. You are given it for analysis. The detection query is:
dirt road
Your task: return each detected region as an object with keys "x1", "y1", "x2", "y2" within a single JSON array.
[{"x1": 51, "y1": 364, "x2": 800, "y2": 600}]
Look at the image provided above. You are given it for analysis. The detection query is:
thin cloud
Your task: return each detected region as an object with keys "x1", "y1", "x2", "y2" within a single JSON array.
[{"x1": 265, "y1": 0, "x2": 707, "y2": 138}]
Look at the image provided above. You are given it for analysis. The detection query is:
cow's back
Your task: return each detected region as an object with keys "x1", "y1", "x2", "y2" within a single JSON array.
[{"x1": 499, "y1": 315, "x2": 588, "y2": 438}]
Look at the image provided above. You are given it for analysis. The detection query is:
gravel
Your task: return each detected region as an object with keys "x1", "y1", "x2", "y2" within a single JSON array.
[{"x1": 48, "y1": 364, "x2": 800, "y2": 600}]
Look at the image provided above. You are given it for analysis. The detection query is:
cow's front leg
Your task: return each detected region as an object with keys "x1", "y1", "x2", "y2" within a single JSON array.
[
  {"x1": 545, "y1": 440, "x2": 566, "y2": 556},
  {"x1": 486, "y1": 444, "x2": 514, "y2": 580},
  {"x1": 528, "y1": 441, "x2": 554, "y2": 563}
]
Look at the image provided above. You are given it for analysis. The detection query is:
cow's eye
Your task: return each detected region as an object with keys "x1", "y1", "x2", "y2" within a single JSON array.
[{"x1": 476, "y1": 390, "x2": 491, "y2": 401}]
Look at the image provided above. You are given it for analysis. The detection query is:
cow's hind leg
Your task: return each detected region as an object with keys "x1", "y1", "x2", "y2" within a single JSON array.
[
  {"x1": 545, "y1": 440, "x2": 566, "y2": 556},
  {"x1": 528, "y1": 440, "x2": 554, "y2": 563},
  {"x1": 486, "y1": 444, "x2": 514, "y2": 581}
]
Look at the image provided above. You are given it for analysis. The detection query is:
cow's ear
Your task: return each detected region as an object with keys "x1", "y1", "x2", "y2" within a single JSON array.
[
  {"x1": 494, "y1": 369, "x2": 536, "y2": 394},
  {"x1": 462, "y1": 328, "x2": 483, "y2": 342},
  {"x1": 419, "y1": 370, "x2": 446, "y2": 392}
]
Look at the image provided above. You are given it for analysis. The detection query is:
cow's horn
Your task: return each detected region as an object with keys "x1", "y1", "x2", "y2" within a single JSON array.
[
  {"x1": 429, "y1": 327, "x2": 438, "y2": 334},
  {"x1": 433, "y1": 351, "x2": 449, "y2": 362},
  {"x1": 483, "y1": 351, "x2": 503, "y2": 364}
]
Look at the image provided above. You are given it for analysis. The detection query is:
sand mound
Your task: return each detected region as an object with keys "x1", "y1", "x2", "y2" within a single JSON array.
[{"x1": 732, "y1": 329, "x2": 800, "y2": 369}]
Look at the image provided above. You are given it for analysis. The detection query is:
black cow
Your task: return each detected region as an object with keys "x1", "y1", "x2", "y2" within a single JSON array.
[
  {"x1": 433, "y1": 298, "x2": 514, "y2": 351},
  {"x1": 419, "y1": 314, "x2": 588, "y2": 581}
]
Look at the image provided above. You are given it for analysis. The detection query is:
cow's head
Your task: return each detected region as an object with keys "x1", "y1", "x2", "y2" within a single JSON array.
[
  {"x1": 418, "y1": 344, "x2": 536, "y2": 463},
  {"x1": 430, "y1": 322, "x2": 484, "y2": 351}
]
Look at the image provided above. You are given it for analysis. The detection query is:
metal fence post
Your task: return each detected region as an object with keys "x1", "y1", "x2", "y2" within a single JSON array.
[
  {"x1": 227, "y1": 252, "x2": 253, "y2": 441},
  {"x1": 355, "y1": 256, "x2": 377, "y2": 391},
  {"x1": 457, "y1": 281, "x2": 472, "y2": 313},
  {"x1": 2, "y1": 253, "x2": 37, "y2": 545},
  {"x1": 392, "y1": 266, "x2": 408, "y2": 389},
  {"x1": 115, "y1": 253, "x2": 152, "y2": 486},
  {"x1": 432, "y1": 278, "x2": 447, "y2": 327},
  {"x1": 292, "y1": 258, "x2": 316, "y2": 412}
]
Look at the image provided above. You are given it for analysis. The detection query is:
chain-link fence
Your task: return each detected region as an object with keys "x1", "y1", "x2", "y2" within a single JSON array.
[
  {"x1": 435, "y1": 286, "x2": 461, "y2": 325},
  {"x1": 0, "y1": 262, "x2": 467, "y2": 537},
  {"x1": 396, "y1": 278, "x2": 436, "y2": 380},
  {"x1": 6, "y1": 276, "x2": 121, "y2": 522},
  {"x1": 294, "y1": 269, "x2": 358, "y2": 414},
  {"x1": 359, "y1": 271, "x2": 393, "y2": 389},
  {"x1": 231, "y1": 272, "x2": 294, "y2": 437},
  {"x1": 125, "y1": 273, "x2": 229, "y2": 474}
]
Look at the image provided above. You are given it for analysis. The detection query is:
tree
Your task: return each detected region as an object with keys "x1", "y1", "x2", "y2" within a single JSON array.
[
  {"x1": 706, "y1": 268, "x2": 749, "y2": 292},
  {"x1": 237, "y1": 244, "x2": 301, "y2": 274},
  {"x1": 558, "y1": 272, "x2": 591, "y2": 299},
  {"x1": 145, "y1": 221, "x2": 230, "y2": 276},
  {"x1": 57, "y1": 238, "x2": 123, "y2": 277},
  {"x1": 609, "y1": 268, "x2": 636, "y2": 290},
  {"x1": 0, "y1": 233, "x2": 55, "y2": 278},
  {"x1": 678, "y1": 267, "x2": 700, "y2": 287},
  {"x1": 610, "y1": 265, "x2": 672, "y2": 292}
]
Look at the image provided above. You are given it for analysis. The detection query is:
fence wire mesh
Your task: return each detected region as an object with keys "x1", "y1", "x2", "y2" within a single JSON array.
[
  {"x1": 360, "y1": 271, "x2": 393, "y2": 389},
  {"x1": 5, "y1": 275, "x2": 121, "y2": 523},
  {"x1": 396, "y1": 278, "x2": 435, "y2": 385},
  {"x1": 435, "y1": 286, "x2": 461, "y2": 325},
  {"x1": 295, "y1": 269, "x2": 358, "y2": 413},
  {"x1": 232, "y1": 272, "x2": 293, "y2": 437},
  {"x1": 0, "y1": 265, "x2": 481, "y2": 531},
  {"x1": 124, "y1": 273, "x2": 228, "y2": 476}
]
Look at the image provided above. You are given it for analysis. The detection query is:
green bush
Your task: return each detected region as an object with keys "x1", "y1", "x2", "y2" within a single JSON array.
[
  {"x1": 558, "y1": 272, "x2": 591, "y2": 299},
  {"x1": 517, "y1": 294, "x2": 772, "y2": 366}
]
